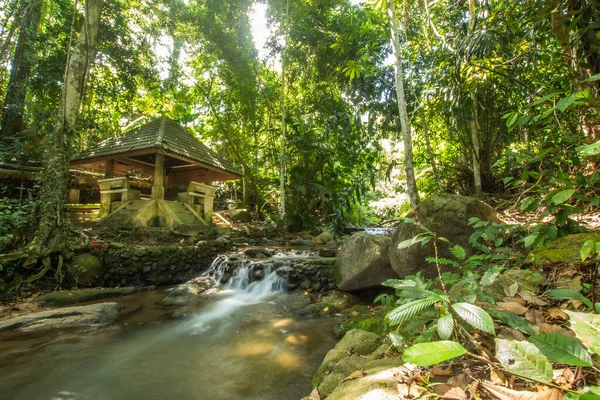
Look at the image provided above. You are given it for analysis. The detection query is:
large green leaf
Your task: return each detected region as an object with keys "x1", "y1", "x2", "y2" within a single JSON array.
[
  {"x1": 529, "y1": 333, "x2": 593, "y2": 367},
  {"x1": 580, "y1": 239, "x2": 597, "y2": 262},
  {"x1": 386, "y1": 298, "x2": 439, "y2": 326},
  {"x1": 565, "y1": 311, "x2": 600, "y2": 355},
  {"x1": 577, "y1": 140, "x2": 600, "y2": 157},
  {"x1": 551, "y1": 189, "x2": 576, "y2": 205},
  {"x1": 486, "y1": 308, "x2": 537, "y2": 335},
  {"x1": 403, "y1": 340, "x2": 467, "y2": 366},
  {"x1": 547, "y1": 289, "x2": 593, "y2": 309},
  {"x1": 495, "y1": 339, "x2": 553, "y2": 383},
  {"x1": 437, "y1": 313, "x2": 454, "y2": 340},
  {"x1": 452, "y1": 303, "x2": 495, "y2": 335},
  {"x1": 564, "y1": 386, "x2": 600, "y2": 400}
]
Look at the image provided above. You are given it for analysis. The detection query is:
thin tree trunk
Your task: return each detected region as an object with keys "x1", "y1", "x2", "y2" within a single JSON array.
[
  {"x1": 28, "y1": 0, "x2": 104, "y2": 267},
  {"x1": 279, "y1": 0, "x2": 288, "y2": 220},
  {"x1": 420, "y1": 107, "x2": 443, "y2": 192},
  {"x1": 0, "y1": 0, "x2": 44, "y2": 141},
  {"x1": 470, "y1": 85, "x2": 482, "y2": 194},
  {"x1": 387, "y1": 0, "x2": 419, "y2": 208}
]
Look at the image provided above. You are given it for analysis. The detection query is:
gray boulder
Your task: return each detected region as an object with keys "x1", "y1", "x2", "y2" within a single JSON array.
[
  {"x1": 230, "y1": 209, "x2": 251, "y2": 223},
  {"x1": 334, "y1": 233, "x2": 397, "y2": 291},
  {"x1": 0, "y1": 302, "x2": 122, "y2": 333},
  {"x1": 161, "y1": 278, "x2": 213, "y2": 305},
  {"x1": 389, "y1": 193, "x2": 498, "y2": 278}
]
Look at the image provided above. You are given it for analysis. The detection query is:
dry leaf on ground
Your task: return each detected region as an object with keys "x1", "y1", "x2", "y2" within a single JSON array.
[
  {"x1": 497, "y1": 301, "x2": 529, "y2": 315},
  {"x1": 480, "y1": 381, "x2": 563, "y2": 400},
  {"x1": 433, "y1": 365, "x2": 454, "y2": 376}
]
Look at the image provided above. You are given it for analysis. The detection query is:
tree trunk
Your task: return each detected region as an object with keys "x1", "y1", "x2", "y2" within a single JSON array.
[
  {"x1": 420, "y1": 107, "x2": 443, "y2": 192},
  {"x1": 27, "y1": 0, "x2": 104, "y2": 269},
  {"x1": 0, "y1": 0, "x2": 44, "y2": 141},
  {"x1": 470, "y1": 87, "x2": 482, "y2": 194},
  {"x1": 279, "y1": 0, "x2": 289, "y2": 220},
  {"x1": 387, "y1": 0, "x2": 419, "y2": 208}
]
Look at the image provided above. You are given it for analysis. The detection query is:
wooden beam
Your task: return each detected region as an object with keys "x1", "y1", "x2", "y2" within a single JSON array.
[{"x1": 105, "y1": 159, "x2": 114, "y2": 178}]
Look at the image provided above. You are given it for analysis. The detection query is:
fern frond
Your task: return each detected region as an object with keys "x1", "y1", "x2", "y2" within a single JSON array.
[
  {"x1": 450, "y1": 245, "x2": 467, "y2": 260},
  {"x1": 398, "y1": 287, "x2": 443, "y2": 301}
]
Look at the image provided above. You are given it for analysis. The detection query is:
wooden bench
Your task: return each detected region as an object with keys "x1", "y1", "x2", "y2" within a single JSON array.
[
  {"x1": 176, "y1": 181, "x2": 216, "y2": 223},
  {"x1": 97, "y1": 177, "x2": 141, "y2": 218}
]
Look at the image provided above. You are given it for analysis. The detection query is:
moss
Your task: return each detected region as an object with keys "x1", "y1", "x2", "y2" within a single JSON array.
[
  {"x1": 528, "y1": 233, "x2": 600, "y2": 266},
  {"x1": 33, "y1": 287, "x2": 138, "y2": 306}
]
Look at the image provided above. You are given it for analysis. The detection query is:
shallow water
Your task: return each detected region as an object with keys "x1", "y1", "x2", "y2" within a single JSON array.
[{"x1": 0, "y1": 288, "x2": 336, "y2": 400}]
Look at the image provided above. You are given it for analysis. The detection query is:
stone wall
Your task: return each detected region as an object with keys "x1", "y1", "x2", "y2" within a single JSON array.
[
  {"x1": 92, "y1": 240, "x2": 230, "y2": 287},
  {"x1": 278, "y1": 258, "x2": 338, "y2": 292}
]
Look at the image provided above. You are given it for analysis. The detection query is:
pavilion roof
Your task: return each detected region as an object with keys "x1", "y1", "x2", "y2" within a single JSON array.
[{"x1": 72, "y1": 117, "x2": 241, "y2": 177}]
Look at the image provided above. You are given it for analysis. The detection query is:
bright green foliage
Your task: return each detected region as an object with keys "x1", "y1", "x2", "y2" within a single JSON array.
[
  {"x1": 547, "y1": 289, "x2": 593, "y2": 310},
  {"x1": 495, "y1": 339, "x2": 553, "y2": 384},
  {"x1": 529, "y1": 333, "x2": 593, "y2": 367},
  {"x1": 566, "y1": 311, "x2": 600, "y2": 355},
  {"x1": 402, "y1": 341, "x2": 467, "y2": 367},
  {"x1": 451, "y1": 303, "x2": 495, "y2": 335}
]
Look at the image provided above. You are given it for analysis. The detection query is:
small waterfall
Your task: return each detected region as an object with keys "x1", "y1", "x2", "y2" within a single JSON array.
[{"x1": 184, "y1": 252, "x2": 289, "y2": 332}]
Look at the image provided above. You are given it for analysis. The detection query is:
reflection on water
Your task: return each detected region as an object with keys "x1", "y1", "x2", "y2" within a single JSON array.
[{"x1": 0, "y1": 291, "x2": 336, "y2": 400}]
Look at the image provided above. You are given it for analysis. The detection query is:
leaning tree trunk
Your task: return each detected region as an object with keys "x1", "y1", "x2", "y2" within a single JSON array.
[
  {"x1": 0, "y1": 0, "x2": 44, "y2": 141},
  {"x1": 387, "y1": 0, "x2": 419, "y2": 208},
  {"x1": 469, "y1": 87, "x2": 482, "y2": 194},
  {"x1": 26, "y1": 0, "x2": 104, "y2": 276}
]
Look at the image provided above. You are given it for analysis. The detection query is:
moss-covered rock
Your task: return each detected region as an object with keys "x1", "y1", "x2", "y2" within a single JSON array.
[
  {"x1": 528, "y1": 233, "x2": 600, "y2": 267},
  {"x1": 390, "y1": 194, "x2": 498, "y2": 279},
  {"x1": 69, "y1": 253, "x2": 106, "y2": 287},
  {"x1": 503, "y1": 268, "x2": 547, "y2": 292},
  {"x1": 33, "y1": 287, "x2": 138, "y2": 306},
  {"x1": 334, "y1": 308, "x2": 388, "y2": 338},
  {"x1": 312, "y1": 329, "x2": 380, "y2": 392}
]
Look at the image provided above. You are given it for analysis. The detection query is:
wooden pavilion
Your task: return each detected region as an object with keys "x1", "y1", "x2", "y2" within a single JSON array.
[{"x1": 70, "y1": 116, "x2": 242, "y2": 228}]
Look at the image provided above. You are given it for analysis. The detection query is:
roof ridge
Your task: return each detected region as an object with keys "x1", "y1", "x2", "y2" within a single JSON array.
[{"x1": 155, "y1": 116, "x2": 167, "y2": 148}]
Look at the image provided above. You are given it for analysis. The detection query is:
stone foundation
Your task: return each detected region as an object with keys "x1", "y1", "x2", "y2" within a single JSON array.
[{"x1": 94, "y1": 241, "x2": 230, "y2": 287}]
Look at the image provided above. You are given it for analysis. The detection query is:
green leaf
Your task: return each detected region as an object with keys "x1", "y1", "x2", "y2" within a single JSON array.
[
  {"x1": 522, "y1": 234, "x2": 539, "y2": 248},
  {"x1": 557, "y1": 93, "x2": 577, "y2": 112},
  {"x1": 583, "y1": 73, "x2": 600, "y2": 82},
  {"x1": 437, "y1": 314, "x2": 454, "y2": 340},
  {"x1": 551, "y1": 189, "x2": 576, "y2": 205},
  {"x1": 529, "y1": 333, "x2": 593, "y2": 367},
  {"x1": 487, "y1": 308, "x2": 537, "y2": 335},
  {"x1": 547, "y1": 289, "x2": 593, "y2": 309},
  {"x1": 565, "y1": 311, "x2": 600, "y2": 355},
  {"x1": 452, "y1": 303, "x2": 495, "y2": 335},
  {"x1": 580, "y1": 240, "x2": 597, "y2": 262},
  {"x1": 495, "y1": 339, "x2": 553, "y2": 384},
  {"x1": 450, "y1": 245, "x2": 466, "y2": 260},
  {"x1": 386, "y1": 298, "x2": 439, "y2": 326},
  {"x1": 577, "y1": 140, "x2": 600, "y2": 157},
  {"x1": 389, "y1": 332, "x2": 405, "y2": 348},
  {"x1": 403, "y1": 340, "x2": 467, "y2": 366},
  {"x1": 565, "y1": 386, "x2": 600, "y2": 400}
]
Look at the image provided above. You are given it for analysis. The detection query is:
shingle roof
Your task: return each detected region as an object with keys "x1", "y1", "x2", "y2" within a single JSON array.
[{"x1": 73, "y1": 117, "x2": 241, "y2": 176}]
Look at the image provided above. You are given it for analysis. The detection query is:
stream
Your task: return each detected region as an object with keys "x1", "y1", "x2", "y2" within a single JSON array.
[{"x1": 0, "y1": 251, "x2": 337, "y2": 400}]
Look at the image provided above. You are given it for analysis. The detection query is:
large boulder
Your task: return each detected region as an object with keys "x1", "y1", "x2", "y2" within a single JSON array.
[
  {"x1": 0, "y1": 302, "x2": 122, "y2": 333},
  {"x1": 390, "y1": 194, "x2": 498, "y2": 279},
  {"x1": 334, "y1": 233, "x2": 397, "y2": 291},
  {"x1": 69, "y1": 253, "x2": 105, "y2": 287},
  {"x1": 161, "y1": 278, "x2": 213, "y2": 305},
  {"x1": 230, "y1": 209, "x2": 251, "y2": 223}
]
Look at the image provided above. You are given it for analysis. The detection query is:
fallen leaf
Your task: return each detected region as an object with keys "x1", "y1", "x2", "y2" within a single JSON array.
[
  {"x1": 440, "y1": 386, "x2": 468, "y2": 400},
  {"x1": 433, "y1": 365, "x2": 454, "y2": 376},
  {"x1": 480, "y1": 381, "x2": 563, "y2": 400},
  {"x1": 433, "y1": 384, "x2": 456, "y2": 395},
  {"x1": 490, "y1": 368, "x2": 506, "y2": 385},
  {"x1": 546, "y1": 307, "x2": 568, "y2": 321},
  {"x1": 498, "y1": 326, "x2": 526, "y2": 341},
  {"x1": 397, "y1": 383, "x2": 410, "y2": 397},
  {"x1": 526, "y1": 309, "x2": 545, "y2": 325},
  {"x1": 540, "y1": 323, "x2": 569, "y2": 334},
  {"x1": 519, "y1": 290, "x2": 548, "y2": 306},
  {"x1": 553, "y1": 368, "x2": 575, "y2": 387},
  {"x1": 503, "y1": 297, "x2": 526, "y2": 305},
  {"x1": 448, "y1": 373, "x2": 471, "y2": 390},
  {"x1": 351, "y1": 311, "x2": 359, "y2": 317},
  {"x1": 498, "y1": 301, "x2": 529, "y2": 315},
  {"x1": 322, "y1": 307, "x2": 329, "y2": 313},
  {"x1": 409, "y1": 384, "x2": 425, "y2": 397}
]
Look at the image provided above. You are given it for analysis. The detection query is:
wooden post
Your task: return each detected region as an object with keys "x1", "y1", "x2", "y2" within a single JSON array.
[
  {"x1": 105, "y1": 159, "x2": 114, "y2": 178},
  {"x1": 204, "y1": 170, "x2": 213, "y2": 185},
  {"x1": 152, "y1": 153, "x2": 165, "y2": 200}
]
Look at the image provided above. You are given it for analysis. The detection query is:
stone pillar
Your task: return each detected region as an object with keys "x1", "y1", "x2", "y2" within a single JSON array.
[
  {"x1": 105, "y1": 159, "x2": 115, "y2": 178},
  {"x1": 68, "y1": 188, "x2": 80, "y2": 204},
  {"x1": 152, "y1": 153, "x2": 165, "y2": 200}
]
